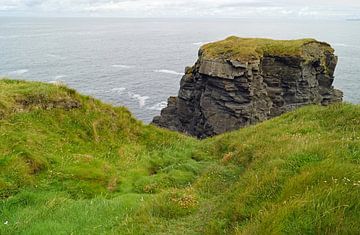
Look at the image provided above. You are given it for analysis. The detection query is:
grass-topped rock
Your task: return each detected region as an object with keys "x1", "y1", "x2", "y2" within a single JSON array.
[
  {"x1": 200, "y1": 36, "x2": 334, "y2": 62},
  {"x1": 153, "y1": 36, "x2": 343, "y2": 138},
  {"x1": 0, "y1": 79, "x2": 359, "y2": 234}
]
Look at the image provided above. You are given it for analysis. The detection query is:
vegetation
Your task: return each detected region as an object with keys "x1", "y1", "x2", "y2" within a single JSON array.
[
  {"x1": 1, "y1": 79, "x2": 359, "y2": 234},
  {"x1": 200, "y1": 36, "x2": 334, "y2": 61}
]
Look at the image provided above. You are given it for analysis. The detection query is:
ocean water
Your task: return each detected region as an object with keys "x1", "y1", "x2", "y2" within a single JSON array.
[{"x1": 0, "y1": 18, "x2": 359, "y2": 123}]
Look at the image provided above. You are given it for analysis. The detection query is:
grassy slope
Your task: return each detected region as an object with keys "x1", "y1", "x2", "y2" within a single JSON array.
[{"x1": 0, "y1": 79, "x2": 359, "y2": 234}]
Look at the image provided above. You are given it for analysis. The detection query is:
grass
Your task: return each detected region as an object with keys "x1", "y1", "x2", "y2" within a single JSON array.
[
  {"x1": 1, "y1": 79, "x2": 359, "y2": 234},
  {"x1": 200, "y1": 36, "x2": 334, "y2": 62}
]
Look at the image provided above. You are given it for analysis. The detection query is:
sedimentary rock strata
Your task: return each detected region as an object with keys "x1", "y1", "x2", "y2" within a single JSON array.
[{"x1": 152, "y1": 37, "x2": 343, "y2": 138}]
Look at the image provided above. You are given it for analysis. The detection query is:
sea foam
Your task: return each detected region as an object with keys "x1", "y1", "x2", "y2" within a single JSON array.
[
  {"x1": 111, "y1": 87, "x2": 127, "y2": 94},
  {"x1": 154, "y1": 69, "x2": 184, "y2": 76},
  {"x1": 147, "y1": 101, "x2": 168, "y2": 111},
  {"x1": 54, "y1": 75, "x2": 67, "y2": 80},
  {"x1": 8, "y1": 69, "x2": 29, "y2": 76},
  {"x1": 112, "y1": 64, "x2": 134, "y2": 69},
  {"x1": 128, "y1": 92, "x2": 150, "y2": 108},
  {"x1": 47, "y1": 54, "x2": 66, "y2": 60}
]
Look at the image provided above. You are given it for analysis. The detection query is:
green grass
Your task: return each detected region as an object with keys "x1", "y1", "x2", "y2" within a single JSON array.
[
  {"x1": 200, "y1": 36, "x2": 334, "y2": 62},
  {"x1": 1, "y1": 79, "x2": 359, "y2": 234}
]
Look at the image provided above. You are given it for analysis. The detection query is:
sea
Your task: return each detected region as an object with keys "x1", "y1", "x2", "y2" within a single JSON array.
[{"x1": 0, "y1": 17, "x2": 359, "y2": 123}]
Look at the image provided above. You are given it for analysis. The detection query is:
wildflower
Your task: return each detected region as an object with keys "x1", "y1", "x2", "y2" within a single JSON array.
[{"x1": 4, "y1": 221, "x2": 8, "y2": 225}]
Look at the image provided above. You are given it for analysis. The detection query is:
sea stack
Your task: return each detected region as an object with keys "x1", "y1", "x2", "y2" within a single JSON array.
[{"x1": 152, "y1": 36, "x2": 343, "y2": 138}]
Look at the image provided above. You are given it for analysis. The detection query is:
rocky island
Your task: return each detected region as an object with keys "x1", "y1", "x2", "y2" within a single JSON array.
[{"x1": 153, "y1": 37, "x2": 343, "y2": 138}]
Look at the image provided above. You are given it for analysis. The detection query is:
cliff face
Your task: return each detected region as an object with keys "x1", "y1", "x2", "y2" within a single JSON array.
[{"x1": 152, "y1": 37, "x2": 343, "y2": 138}]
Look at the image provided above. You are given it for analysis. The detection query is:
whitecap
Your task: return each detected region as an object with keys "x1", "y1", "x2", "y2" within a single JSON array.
[
  {"x1": 128, "y1": 92, "x2": 150, "y2": 108},
  {"x1": 111, "y1": 64, "x2": 134, "y2": 69},
  {"x1": 47, "y1": 54, "x2": 66, "y2": 60},
  {"x1": 192, "y1": 42, "x2": 204, "y2": 46},
  {"x1": 54, "y1": 75, "x2": 67, "y2": 80},
  {"x1": 8, "y1": 69, "x2": 29, "y2": 76},
  {"x1": 1, "y1": 33, "x2": 52, "y2": 39},
  {"x1": 153, "y1": 69, "x2": 184, "y2": 76},
  {"x1": 111, "y1": 87, "x2": 126, "y2": 94},
  {"x1": 147, "y1": 101, "x2": 168, "y2": 111}
]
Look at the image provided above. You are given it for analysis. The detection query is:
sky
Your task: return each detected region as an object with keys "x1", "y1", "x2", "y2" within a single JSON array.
[{"x1": 0, "y1": 0, "x2": 360, "y2": 18}]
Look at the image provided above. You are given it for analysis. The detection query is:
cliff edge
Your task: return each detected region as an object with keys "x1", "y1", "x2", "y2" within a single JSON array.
[{"x1": 152, "y1": 36, "x2": 343, "y2": 138}]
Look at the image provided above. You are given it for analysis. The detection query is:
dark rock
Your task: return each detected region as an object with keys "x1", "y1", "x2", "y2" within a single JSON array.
[{"x1": 152, "y1": 37, "x2": 343, "y2": 138}]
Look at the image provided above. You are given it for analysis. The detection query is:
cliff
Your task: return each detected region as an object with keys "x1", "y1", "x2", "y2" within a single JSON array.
[{"x1": 153, "y1": 37, "x2": 343, "y2": 138}]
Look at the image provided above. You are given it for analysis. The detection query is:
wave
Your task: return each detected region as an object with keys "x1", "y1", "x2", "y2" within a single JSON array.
[
  {"x1": 147, "y1": 101, "x2": 168, "y2": 111},
  {"x1": 154, "y1": 69, "x2": 184, "y2": 76},
  {"x1": 49, "y1": 75, "x2": 67, "y2": 85},
  {"x1": 111, "y1": 64, "x2": 134, "y2": 69},
  {"x1": 0, "y1": 33, "x2": 53, "y2": 39},
  {"x1": 192, "y1": 42, "x2": 204, "y2": 46},
  {"x1": 8, "y1": 69, "x2": 29, "y2": 76},
  {"x1": 128, "y1": 92, "x2": 150, "y2": 108},
  {"x1": 47, "y1": 54, "x2": 67, "y2": 60},
  {"x1": 111, "y1": 87, "x2": 126, "y2": 94},
  {"x1": 54, "y1": 75, "x2": 67, "y2": 80}
]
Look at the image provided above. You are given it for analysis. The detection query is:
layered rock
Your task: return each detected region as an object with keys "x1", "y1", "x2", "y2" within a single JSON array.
[{"x1": 152, "y1": 37, "x2": 343, "y2": 138}]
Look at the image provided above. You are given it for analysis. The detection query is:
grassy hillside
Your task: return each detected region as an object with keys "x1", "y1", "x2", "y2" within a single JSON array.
[{"x1": 0, "y1": 79, "x2": 359, "y2": 234}]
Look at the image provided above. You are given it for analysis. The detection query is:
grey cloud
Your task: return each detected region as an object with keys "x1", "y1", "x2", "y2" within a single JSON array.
[
  {"x1": 0, "y1": 0, "x2": 359, "y2": 18},
  {"x1": 24, "y1": 0, "x2": 44, "y2": 7},
  {"x1": 219, "y1": 1, "x2": 275, "y2": 8}
]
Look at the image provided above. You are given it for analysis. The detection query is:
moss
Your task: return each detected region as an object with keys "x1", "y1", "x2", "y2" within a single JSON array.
[{"x1": 200, "y1": 36, "x2": 334, "y2": 62}]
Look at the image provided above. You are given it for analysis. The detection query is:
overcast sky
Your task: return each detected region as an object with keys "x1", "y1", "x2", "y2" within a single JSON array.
[{"x1": 1, "y1": 0, "x2": 360, "y2": 18}]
